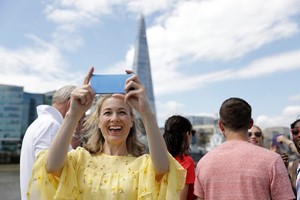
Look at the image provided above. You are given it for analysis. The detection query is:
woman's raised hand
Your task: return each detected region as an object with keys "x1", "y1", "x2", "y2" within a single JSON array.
[{"x1": 69, "y1": 67, "x2": 95, "y2": 117}]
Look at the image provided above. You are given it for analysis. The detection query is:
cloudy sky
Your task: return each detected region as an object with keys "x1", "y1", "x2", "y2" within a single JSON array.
[{"x1": 1, "y1": 0, "x2": 300, "y2": 128}]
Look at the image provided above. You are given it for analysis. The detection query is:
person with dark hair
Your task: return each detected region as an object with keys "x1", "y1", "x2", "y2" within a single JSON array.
[
  {"x1": 26, "y1": 67, "x2": 186, "y2": 199},
  {"x1": 289, "y1": 118, "x2": 300, "y2": 197},
  {"x1": 194, "y1": 97, "x2": 295, "y2": 200},
  {"x1": 163, "y1": 115, "x2": 196, "y2": 200}
]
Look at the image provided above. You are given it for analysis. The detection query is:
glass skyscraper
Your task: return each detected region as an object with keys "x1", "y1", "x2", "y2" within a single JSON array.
[
  {"x1": 132, "y1": 15, "x2": 156, "y2": 118},
  {"x1": 0, "y1": 85, "x2": 23, "y2": 151},
  {"x1": 0, "y1": 85, "x2": 52, "y2": 152},
  {"x1": 22, "y1": 92, "x2": 44, "y2": 138}
]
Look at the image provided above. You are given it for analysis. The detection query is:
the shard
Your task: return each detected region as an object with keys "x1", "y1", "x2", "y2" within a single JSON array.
[{"x1": 133, "y1": 15, "x2": 156, "y2": 118}]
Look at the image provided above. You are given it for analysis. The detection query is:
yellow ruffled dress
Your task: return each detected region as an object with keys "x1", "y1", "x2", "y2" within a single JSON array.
[{"x1": 27, "y1": 147, "x2": 186, "y2": 200}]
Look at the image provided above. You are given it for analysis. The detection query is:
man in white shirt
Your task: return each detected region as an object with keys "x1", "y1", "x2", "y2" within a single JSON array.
[{"x1": 19, "y1": 85, "x2": 79, "y2": 200}]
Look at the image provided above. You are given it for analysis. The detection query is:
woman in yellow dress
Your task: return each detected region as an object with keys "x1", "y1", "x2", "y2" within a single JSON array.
[{"x1": 27, "y1": 67, "x2": 186, "y2": 200}]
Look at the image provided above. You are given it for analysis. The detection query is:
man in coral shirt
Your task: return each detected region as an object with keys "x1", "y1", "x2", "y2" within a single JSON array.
[{"x1": 194, "y1": 97, "x2": 295, "y2": 200}]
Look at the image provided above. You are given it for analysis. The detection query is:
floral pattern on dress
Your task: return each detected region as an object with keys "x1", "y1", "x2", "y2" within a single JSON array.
[{"x1": 27, "y1": 147, "x2": 186, "y2": 200}]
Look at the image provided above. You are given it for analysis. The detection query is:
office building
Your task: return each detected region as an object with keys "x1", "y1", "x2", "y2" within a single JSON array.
[
  {"x1": 0, "y1": 85, "x2": 23, "y2": 151},
  {"x1": 185, "y1": 115, "x2": 216, "y2": 126},
  {"x1": 0, "y1": 85, "x2": 52, "y2": 153}
]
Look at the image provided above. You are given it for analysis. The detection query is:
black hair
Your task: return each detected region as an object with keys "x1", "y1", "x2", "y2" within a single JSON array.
[
  {"x1": 219, "y1": 97, "x2": 252, "y2": 131},
  {"x1": 163, "y1": 115, "x2": 193, "y2": 158}
]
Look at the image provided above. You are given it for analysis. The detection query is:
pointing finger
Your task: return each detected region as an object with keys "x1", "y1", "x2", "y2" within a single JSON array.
[{"x1": 83, "y1": 67, "x2": 94, "y2": 85}]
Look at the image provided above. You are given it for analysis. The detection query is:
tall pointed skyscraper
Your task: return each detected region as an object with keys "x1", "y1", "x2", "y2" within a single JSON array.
[{"x1": 133, "y1": 15, "x2": 156, "y2": 118}]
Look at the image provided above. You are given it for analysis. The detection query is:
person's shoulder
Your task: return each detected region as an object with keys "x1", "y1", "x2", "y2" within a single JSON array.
[
  {"x1": 69, "y1": 147, "x2": 93, "y2": 161},
  {"x1": 74, "y1": 146, "x2": 90, "y2": 154},
  {"x1": 37, "y1": 105, "x2": 62, "y2": 119},
  {"x1": 183, "y1": 155, "x2": 195, "y2": 163},
  {"x1": 136, "y1": 153, "x2": 149, "y2": 160},
  {"x1": 248, "y1": 144, "x2": 282, "y2": 161},
  {"x1": 36, "y1": 105, "x2": 55, "y2": 115},
  {"x1": 175, "y1": 154, "x2": 194, "y2": 163},
  {"x1": 196, "y1": 149, "x2": 216, "y2": 164}
]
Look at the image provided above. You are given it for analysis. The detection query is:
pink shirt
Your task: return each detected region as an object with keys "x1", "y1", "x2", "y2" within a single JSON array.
[{"x1": 194, "y1": 140, "x2": 295, "y2": 200}]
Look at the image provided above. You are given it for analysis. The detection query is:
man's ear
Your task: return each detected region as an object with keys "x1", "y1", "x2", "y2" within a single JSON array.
[{"x1": 218, "y1": 120, "x2": 225, "y2": 132}]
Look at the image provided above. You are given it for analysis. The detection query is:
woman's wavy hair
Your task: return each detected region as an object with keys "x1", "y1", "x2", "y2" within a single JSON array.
[
  {"x1": 163, "y1": 115, "x2": 193, "y2": 158},
  {"x1": 82, "y1": 94, "x2": 146, "y2": 156}
]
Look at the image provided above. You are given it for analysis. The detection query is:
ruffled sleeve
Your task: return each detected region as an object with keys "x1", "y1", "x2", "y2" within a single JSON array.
[
  {"x1": 137, "y1": 153, "x2": 186, "y2": 200},
  {"x1": 27, "y1": 149, "x2": 80, "y2": 200}
]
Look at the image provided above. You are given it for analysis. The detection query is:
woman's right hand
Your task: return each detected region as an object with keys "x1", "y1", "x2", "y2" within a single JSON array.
[
  {"x1": 46, "y1": 67, "x2": 95, "y2": 175},
  {"x1": 69, "y1": 67, "x2": 95, "y2": 118}
]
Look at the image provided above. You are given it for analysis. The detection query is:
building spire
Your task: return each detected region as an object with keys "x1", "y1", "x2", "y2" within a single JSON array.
[{"x1": 133, "y1": 15, "x2": 156, "y2": 119}]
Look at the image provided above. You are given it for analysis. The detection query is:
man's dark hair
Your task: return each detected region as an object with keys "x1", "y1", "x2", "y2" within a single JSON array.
[{"x1": 219, "y1": 97, "x2": 252, "y2": 131}]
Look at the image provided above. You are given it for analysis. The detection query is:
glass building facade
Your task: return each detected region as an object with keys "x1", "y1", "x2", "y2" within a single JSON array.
[
  {"x1": 22, "y1": 93, "x2": 44, "y2": 138},
  {"x1": 132, "y1": 15, "x2": 156, "y2": 118},
  {"x1": 0, "y1": 85, "x2": 52, "y2": 152},
  {"x1": 0, "y1": 85, "x2": 23, "y2": 151}
]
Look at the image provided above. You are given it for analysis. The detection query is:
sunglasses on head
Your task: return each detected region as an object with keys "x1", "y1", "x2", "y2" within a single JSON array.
[
  {"x1": 248, "y1": 131, "x2": 262, "y2": 137},
  {"x1": 291, "y1": 127, "x2": 300, "y2": 135}
]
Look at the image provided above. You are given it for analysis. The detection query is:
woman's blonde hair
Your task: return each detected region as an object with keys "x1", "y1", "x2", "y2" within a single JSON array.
[{"x1": 83, "y1": 94, "x2": 146, "y2": 156}]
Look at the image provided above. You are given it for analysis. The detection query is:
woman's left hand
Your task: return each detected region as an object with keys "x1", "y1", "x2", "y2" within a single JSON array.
[{"x1": 115, "y1": 70, "x2": 152, "y2": 115}]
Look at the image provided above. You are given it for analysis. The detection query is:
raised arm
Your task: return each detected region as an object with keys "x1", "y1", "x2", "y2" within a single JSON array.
[
  {"x1": 277, "y1": 135, "x2": 300, "y2": 156},
  {"x1": 121, "y1": 70, "x2": 169, "y2": 175},
  {"x1": 46, "y1": 67, "x2": 95, "y2": 176}
]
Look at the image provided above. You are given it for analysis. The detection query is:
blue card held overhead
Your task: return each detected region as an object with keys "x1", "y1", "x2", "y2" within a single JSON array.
[{"x1": 90, "y1": 74, "x2": 133, "y2": 94}]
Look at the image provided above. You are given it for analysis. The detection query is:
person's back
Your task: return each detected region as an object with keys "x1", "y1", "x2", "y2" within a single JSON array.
[
  {"x1": 196, "y1": 140, "x2": 291, "y2": 199},
  {"x1": 163, "y1": 115, "x2": 196, "y2": 200},
  {"x1": 19, "y1": 85, "x2": 76, "y2": 200},
  {"x1": 194, "y1": 97, "x2": 295, "y2": 200},
  {"x1": 289, "y1": 118, "x2": 300, "y2": 198}
]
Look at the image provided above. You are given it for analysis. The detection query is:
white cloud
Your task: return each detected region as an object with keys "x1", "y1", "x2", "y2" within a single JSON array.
[
  {"x1": 44, "y1": 0, "x2": 115, "y2": 27},
  {"x1": 136, "y1": 0, "x2": 300, "y2": 96},
  {"x1": 256, "y1": 105, "x2": 300, "y2": 129},
  {"x1": 236, "y1": 49, "x2": 300, "y2": 78},
  {"x1": 156, "y1": 101, "x2": 218, "y2": 127},
  {"x1": 289, "y1": 94, "x2": 300, "y2": 102},
  {"x1": 100, "y1": 46, "x2": 135, "y2": 74},
  {"x1": 156, "y1": 100, "x2": 186, "y2": 126},
  {"x1": 44, "y1": 0, "x2": 120, "y2": 52},
  {"x1": 0, "y1": 35, "x2": 84, "y2": 93},
  {"x1": 148, "y1": 0, "x2": 300, "y2": 62},
  {"x1": 144, "y1": 48, "x2": 300, "y2": 96},
  {"x1": 126, "y1": 0, "x2": 173, "y2": 16},
  {"x1": 41, "y1": 0, "x2": 300, "y2": 83}
]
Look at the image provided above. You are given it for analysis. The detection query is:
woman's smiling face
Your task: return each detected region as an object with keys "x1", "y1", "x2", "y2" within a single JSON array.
[
  {"x1": 248, "y1": 125, "x2": 263, "y2": 147},
  {"x1": 98, "y1": 96, "x2": 133, "y2": 144}
]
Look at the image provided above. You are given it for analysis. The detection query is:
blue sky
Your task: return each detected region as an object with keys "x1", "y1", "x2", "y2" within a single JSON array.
[{"x1": 1, "y1": 0, "x2": 300, "y2": 128}]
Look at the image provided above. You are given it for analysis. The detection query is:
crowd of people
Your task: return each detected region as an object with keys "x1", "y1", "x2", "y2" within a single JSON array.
[{"x1": 19, "y1": 67, "x2": 300, "y2": 199}]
